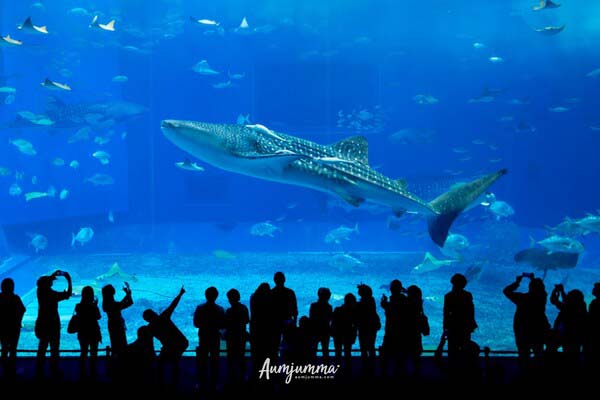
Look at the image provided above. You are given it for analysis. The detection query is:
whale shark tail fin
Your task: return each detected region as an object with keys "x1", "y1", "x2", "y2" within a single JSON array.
[{"x1": 427, "y1": 169, "x2": 507, "y2": 247}]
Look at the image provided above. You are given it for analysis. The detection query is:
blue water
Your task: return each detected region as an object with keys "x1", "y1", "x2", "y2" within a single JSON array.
[{"x1": 1, "y1": 0, "x2": 600, "y2": 351}]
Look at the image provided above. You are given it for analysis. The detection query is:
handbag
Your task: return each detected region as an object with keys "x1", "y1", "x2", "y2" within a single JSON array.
[{"x1": 67, "y1": 311, "x2": 79, "y2": 334}]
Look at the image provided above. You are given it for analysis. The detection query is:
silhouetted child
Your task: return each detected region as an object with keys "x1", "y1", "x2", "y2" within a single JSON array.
[
  {"x1": 355, "y1": 283, "x2": 380, "y2": 375},
  {"x1": 309, "y1": 287, "x2": 333, "y2": 359},
  {"x1": 73, "y1": 285, "x2": 102, "y2": 380},
  {"x1": 143, "y1": 285, "x2": 189, "y2": 387},
  {"x1": 271, "y1": 272, "x2": 298, "y2": 360},
  {"x1": 35, "y1": 269, "x2": 72, "y2": 379},
  {"x1": 285, "y1": 316, "x2": 315, "y2": 363},
  {"x1": 331, "y1": 293, "x2": 357, "y2": 371},
  {"x1": 102, "y1": 282, "x2": 133, "y2": 357},
  {"x1": 250, "y1": 282, "x2": 273, "y2": 376},
  {"x1": 224, "y1": 288, "x2": 249, "y2": 385},
  {"x1": 193, "y1": 286, "x2": 225, "y2": 390},
  {"x1": 503, "y1": 274, "x2": 549, "y2": 369},
  {"x1": 0, "y1": 277, "x2": 26, "y2": 379}
]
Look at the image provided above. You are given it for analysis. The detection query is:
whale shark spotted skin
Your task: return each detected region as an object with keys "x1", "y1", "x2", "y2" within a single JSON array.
[{"x1": 161, "y1": 120, "x2": 507, "y2": 246}]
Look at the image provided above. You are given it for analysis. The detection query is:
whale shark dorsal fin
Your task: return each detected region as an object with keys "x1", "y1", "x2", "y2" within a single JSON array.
[{"x1": 330, "y1": 136, "x2": 369, "y2": 164}]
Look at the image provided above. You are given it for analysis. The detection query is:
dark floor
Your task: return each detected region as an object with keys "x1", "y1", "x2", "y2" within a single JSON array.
[{"x1": 1, "y1": 354, "x2": 596, "y2": 397}]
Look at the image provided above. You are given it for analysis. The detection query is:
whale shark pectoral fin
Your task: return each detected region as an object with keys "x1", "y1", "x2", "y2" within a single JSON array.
[
  {"x1": 330, "y1": 136, "x2": 369, "y2": 164},
  {"x1": 333, "y1": 189, "x2": 364, "y2": 207},
  {"x1": 246, "y1": 152, "x2": 304, "y2": 174}
]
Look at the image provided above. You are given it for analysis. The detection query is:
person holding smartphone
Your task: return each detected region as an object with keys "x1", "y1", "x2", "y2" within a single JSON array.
[
  {"x1": 35, "y1": 269, "x2": 72, "y2": 379},
  {"x1": 503, "y1": 272, "x2": 550, "y2": 368}
]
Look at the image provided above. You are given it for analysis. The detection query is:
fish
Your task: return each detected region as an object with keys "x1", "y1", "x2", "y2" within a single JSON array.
[
  {"x1": 440, "y1": 233, "x2": 470, "y2": 259},
  {"x1": 40, "y1": 78, "x2": 71, "y2": 91},
  {"x1": 0, "y1": 87, "x2": 16, "y2": 94},
  {"x1": 92, "y1": 150, "x2": 111, "y2": 165},
  {"x1": 329, "y1": 253, "x2": 364, "y2": 271},
  {"x1": 52, "y1": 158, "x2": 65, "y2": 166},
  {"x1": 212, "y1": 80, "x2": 232, "y2": 89},
  {"x1": 0, "y1": 167, "x2": 10, "y2": 176},
  {"x1": 84, "y1": 173, "x2": 115, "y2": 186},
  {"x1": 236, "y1": 114, "x2": 251, "y2": 125},
  {"x1": 213, "y1": 250, "x2": 236, "y2": 260},
  {"x1": 573, "y1": 214, "x2": 600, "y2": 234},
  {"x1": 324, "y1": 224, "x2": 359, "y2": 244},
  {"x1": 190, "y1": 17, "x2": 219, "y2": 26},
  {"x1": 69, "y1": 160, "x2": 80, "y2": 169},
  {"x1": 483, "y1": 199, "x2": 515, "y2": 219},
  {"x1": 388, "y1": 128, "x2": 435, "y2": 145},
  {"x1": 413, "y1": 94, "x2": 439, "y2": 105},
  {"x1": 108, "y1": 210, "x2": 115, "y2": 223},
  {"x1": 412, "y1": 252, "x2": 457, "y2": 274},
  {"x1": 549, "y1": 106, "x2": 569, "y2": 113},
  {"x1": 175, "y1": 159, "x2": 205, "y2": 172},
  {"x1": 515, "y1": 248, "x2": 578, "y2": 277},
  {"x1": 112, "y1": 75, "x2": 128, "y2": 83},
  {"x1": 8, "y1": 183, "x2": 22, "y2": 197},
  {"x1": 472, "y1": 42, "x2": 486, "y2": 49},
  {"x1": 161, "y1": 120, "x2": 507, "y2": 246},
  {"x1": 250, "y1": 221, "x2": 280, "y2": 237},
  {"x1": 586, "y1": 68, "x2": 600, "y2": 79},
  {"x1": 89, "y1": 15, "x2": 115, "y2": 31},
  {"x1": 59, "y1": 189, "x2": 69, "y2": 200},
  {"x1": 28, "y1": 233, "x2": 48, "y2": 253},
  {"x1": 94, "y1": 136, "x2": 111, "y2": 145},
  {"x1": 535, "y1": 25, "x2": 565, "y2": 35},
  {"x1": 532, "y1": 0, "x2": 561, "y2": 11},
  {"x1": 489, "y1": 56, "x2": 504, "y2": 63},
  {"x1": 17, "y1": 17, "x2": 48, "y2": 34},
  {"x1": 7, "y1": 97, "x2": 146, "y2": 130},
  {"x1": 10, "y1": 138, "x2": 36, "y2": 156},
  {"x1": 537, "y1": 235, "x2": 584, "y2": 254},
  {"x1": 228, "y1": 72, "x2": 245, "y2": 80},
  {"x1": 72, "y1": 227, "x2": 94, "y2": 246},
  {"x1": 0, "y1": 35, "x2": 23, "y2": 46},
  {"x1": 24, "y1": 187, "x2": 56, "y2": 202},
  {"x1": 192, "y1": 60, "x2": 219, "y2": 75}
]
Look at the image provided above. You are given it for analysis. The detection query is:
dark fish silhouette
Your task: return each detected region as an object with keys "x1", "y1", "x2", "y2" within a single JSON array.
[{"x1": 514, "y1": 248, "x2": 579, "y2": 278}]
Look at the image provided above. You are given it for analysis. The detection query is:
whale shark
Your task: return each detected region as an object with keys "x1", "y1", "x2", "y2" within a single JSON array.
[{"x1": 161, "y1": 120, "x2": 507, "y2": 246}]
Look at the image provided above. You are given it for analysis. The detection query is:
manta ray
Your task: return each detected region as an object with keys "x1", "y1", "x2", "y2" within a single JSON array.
[{"x1": 161, "y1": 120, "x2": 507, "y2": 246}]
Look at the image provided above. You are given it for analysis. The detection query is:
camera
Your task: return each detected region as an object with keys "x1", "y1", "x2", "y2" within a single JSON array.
[{"x1": 522, "y1": 272, "x2": 534, "y2": 279}]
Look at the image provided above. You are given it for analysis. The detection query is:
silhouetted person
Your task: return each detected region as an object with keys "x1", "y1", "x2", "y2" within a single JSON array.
[
  {"x1": 143, "y1": 286, "x2": 189, "y2": 387},
  {"x1": 0, "y1": 277, "x2": 25, "y2": 379},
  {"x1": 193, "y1": 286, "x2": 225, "y2": 390},
  {"x1": 443, "y1": 273, "x2": 477, "y2": 368},
  {"x1": 550, "y1": 284, "x2": 587, "y2": 368},
  {"x1": 102, "y1": 282, "x2": 133, "y2": 357},
  {"x1": 405, "y1": 284, "x2": 429, "y2": 378},
  {"x1": 380, "y1": 279, "x2": 408, "y2": 377},
  {"x1": 35, "y1": 269, "x2": 72, "y2": 379},
  {"x1": 285, "y1": 316, "x2": 315, "y2": 363},
  {"x1": 331, "y1": 293, "x2": 357, "y2": 371},
  {"x1": 586, "y1": 283, "x2": 600, "y2": 370},
  {"x1": 74, "y1": 285, "x2": 101, "y2": 380},
  {"x1": 355, "y1": 283, "x2": 380, "y2": 374},
  {"x1": 250, "y1": 282, "x2": 273, "y2": 374},
  {"x1": 270, "y1": 272, "x2": 297, "y2": 360},
  {"x1": 224, "y1": 288, "x2": 249, "y2": 385},
  {"x1": 124, "y1": 325, "x2": 156, "y2": 387},
  {"x1": 309, "y1": 287, "x2": 333, "y2": 359},
  {"x1": 503, "y1": 274, "x2": 549, "y2": 368}
]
